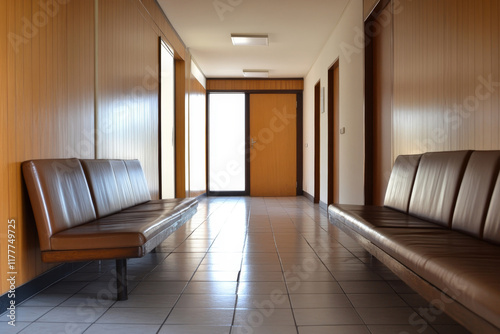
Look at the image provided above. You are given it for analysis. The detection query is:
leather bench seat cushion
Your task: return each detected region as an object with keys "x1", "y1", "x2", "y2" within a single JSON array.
[
  {"x1": 367, "y1": 227, "x2": 500, "y2": 329},
  {"x1": 329, "y1": 205, "x2": 444, "y2": 238},
  {"x1": 50, "y1": 209, "x2": 187, "y2": 251},
  {"x1": 123, "y1": 198, "x2": 197, "y2": 213}
]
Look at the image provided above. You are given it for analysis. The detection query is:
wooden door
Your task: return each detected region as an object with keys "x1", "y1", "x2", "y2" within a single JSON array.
[{"x1": 250, "y1": 94, "x2": 297, "y2": 196}]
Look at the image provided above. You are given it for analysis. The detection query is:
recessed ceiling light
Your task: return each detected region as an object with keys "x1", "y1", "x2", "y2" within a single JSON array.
[
  {"x1": 243, "y1": 70, "x2": 269, "y2": 78},
  {"x1": 231, "y1": 34, "x2": 269, "y2": 46}
]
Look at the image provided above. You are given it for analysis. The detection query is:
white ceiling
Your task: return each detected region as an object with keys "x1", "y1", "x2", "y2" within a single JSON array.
[{"x1": 157, "y1": 0, "x2": 350, "y2": 78}]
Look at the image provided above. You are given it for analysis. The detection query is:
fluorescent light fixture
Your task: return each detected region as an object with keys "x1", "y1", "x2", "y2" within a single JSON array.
[
  {"x1": 231, "y1": 34, "x2": 269, "y2": 46},
  {"x1": 243, "y1": 70, "x2": 269, "y2": 78}
]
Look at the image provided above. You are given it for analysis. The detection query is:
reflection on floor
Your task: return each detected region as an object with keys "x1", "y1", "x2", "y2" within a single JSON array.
[{"x1": 1, "y1": 197, "x2": 470, "y2": 334}]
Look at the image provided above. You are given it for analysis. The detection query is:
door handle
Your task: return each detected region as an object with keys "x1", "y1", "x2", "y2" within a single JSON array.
[{"x1": 250, "y1": 138, "x2": 257, "y2": 149}]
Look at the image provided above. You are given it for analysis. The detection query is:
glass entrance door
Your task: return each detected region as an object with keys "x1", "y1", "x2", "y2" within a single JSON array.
[{"x1": 208, "y1": 93, "x2": 246, "y2": 194}]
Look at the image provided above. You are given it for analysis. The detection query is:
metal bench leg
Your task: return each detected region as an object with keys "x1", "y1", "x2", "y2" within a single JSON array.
[{"x1": 116, "y1": 259, "x2": 128, "y2": 301}]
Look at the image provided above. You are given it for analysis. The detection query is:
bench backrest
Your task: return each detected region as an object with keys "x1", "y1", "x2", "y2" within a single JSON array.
[
  {"x1": 408, "y1": 151, "x2": 471, "y2": 227},
  {"x1": 384, "y1": 154, "x2": 421, "y2": 212},
  {"x1": 109, "y1": 160, "x2": 137, "y2": 208},
  {"x1": 385, "y1": 150, "x2": 500, "y2": 244},
  {"x1": 22, "y1": 159, "x2": 97, "y2": 251},
  {"x1": 23, "y1": 158, "x2": 153, "y2": 250},
  {"x1": 484, "y1": 174, "x2": 500, "y2": 245},
  {"x1": 452, "y1": 151, "x2": 500, "y2": 237},
  {"x1": 124, "y1": 160, "x2": 152, "y2": 205},
  {"x1": 80, "y1": 160, "x2": 123, "y2": 218},
  {"x1": 81, "y1": 159, "x2": 152, "y2": 216}
]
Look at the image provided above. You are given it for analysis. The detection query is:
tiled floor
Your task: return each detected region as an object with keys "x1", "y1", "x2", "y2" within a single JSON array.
[{"x1": 1, "y1": 197, "x2": 471, "y2": 334}]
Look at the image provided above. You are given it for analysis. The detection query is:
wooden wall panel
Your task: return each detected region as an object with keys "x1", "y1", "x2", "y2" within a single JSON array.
[
  {"x1": 0, "y1": 0, "x2": 9, "y2": 295},
  {"x1": 175, "y1": 59, "x2": 187, "y2": 198},
  {"x1": 1, "y1": 0, "x2": 198, "y2": 296},
  {"x1": 1, "y1": 0, "x2": 94, "y2": 295},
  {"x1": 393, "y1": 0, "x2": 500, "y2": 157},
  {"x1": 207, "y1": 79, "x2": 304, "y2": 91},
  {"x1": 97, "y1": 0, "x2": 160, "y2": 199},
  {"x1": 188, "y1": 78, "x2": 207, "y2": 197}
]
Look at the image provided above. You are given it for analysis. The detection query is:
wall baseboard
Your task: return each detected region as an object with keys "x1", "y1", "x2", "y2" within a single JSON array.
[
  {"x1": 303, "y1": 191, "x2": 314, "y2": 202},
  {"x1": 319, "y1": 201, "x2": 328, "y2": 212},
  {"x1": 0, "y1": 262, "x2": 88, "y2": 313}
]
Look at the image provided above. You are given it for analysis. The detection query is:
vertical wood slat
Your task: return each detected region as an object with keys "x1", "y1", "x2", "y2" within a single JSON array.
[
  {"x1": 393, "y1": 0, "x2": 500, "y2": 158},
  {"x1": 482, "y1": 0, "x2": 492, "y2": 148},
  {"x1": 493, "y1": 0, "x2": 500, "y2": 148},
  {"x1": 0, "y1": 0, "x2": 9, "y2": 294},
  {"x1": 12, "y1": 0, "x2": 26, "y2": 284},
  {"x1": 175, "y1": 59, "x2": 187, "y2": 198},
  {"x1": 188, "y1": 78, "x2": 207, "y2": 197}
]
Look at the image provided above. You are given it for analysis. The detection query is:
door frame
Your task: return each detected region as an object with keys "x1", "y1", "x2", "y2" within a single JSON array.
[
  {"x1": 328, "y1": 60, "x2": 340, "y2": 205},
  {"x1": 206, "y1": 92, "x2": 248, "y2": 196},
  {"x1": 364, "y1": 0, "x2": 393, "y2": 205},
  {"x1": 314, "y1": 81, "x2": 321, "y2": 203},
  {"x1": 206, "y1": 90, "x2": 303, "y2": 196},
  {"x1": 158, "y1": 37, "x2": 176, "y2": 199}
]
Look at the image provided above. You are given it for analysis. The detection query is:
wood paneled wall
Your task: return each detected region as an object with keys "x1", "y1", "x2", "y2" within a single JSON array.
[
  {"x1": 188, "y1": 78, "x2": 207, "y2": 197},
  {"x1": 393, "y1": 0, "x2": 500, "y2": 156},
  {"x1": 97, "y1": 0, "x2": 160, "y2": 199},
  {"x1": 207, "y1": 79, "x2": 304, "y2": 91},
  {"x1": 1, "y1": 0, "x2": 95, "y2": 294},
  {"x1": 175, "y1": 59, "x2": 187, "y2": 198},
  {"x1": 0, "y1": 0, "x2": 9, "y2": 297},
  {"x1": 1, "y1": 0, "x2": 201, "y2": 295}
]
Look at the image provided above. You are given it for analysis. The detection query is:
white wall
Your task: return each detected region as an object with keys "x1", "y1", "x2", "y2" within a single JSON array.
[
  {"x1": 191, "y1": 60, "x2": 206, "y2": 89},
  {"x1": 303, "y1": 0, "x2": 365, "y2": 205}
]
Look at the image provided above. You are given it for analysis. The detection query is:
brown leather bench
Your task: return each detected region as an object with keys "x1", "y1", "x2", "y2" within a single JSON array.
[
  {"x1": 328, "y1": 151, "x2": 500, "y2": 333},
  {"x1": 22, "y1": 158, "x2": 197, "y2": 300}
]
